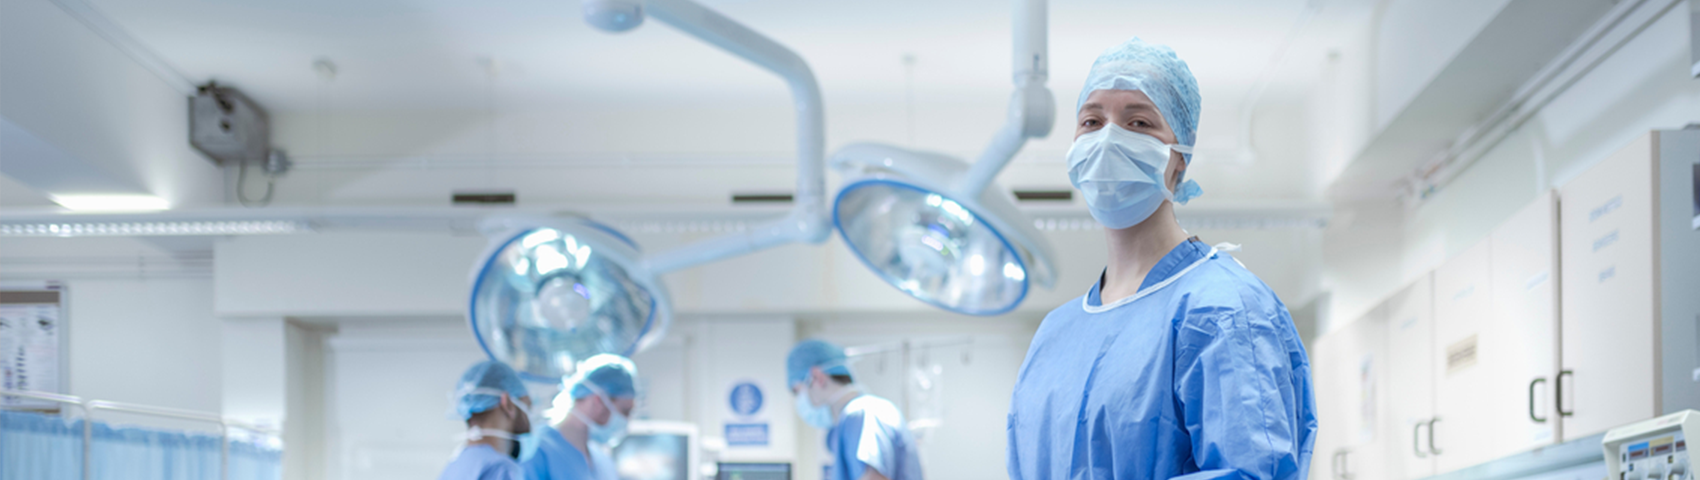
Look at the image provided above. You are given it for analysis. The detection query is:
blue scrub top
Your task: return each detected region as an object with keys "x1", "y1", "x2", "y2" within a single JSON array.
[
  {"x1": 523, "y1": 425, "x2": 598, "y2": 480},
  {"x1": 440, "y1": 444, "x2": 522, "y2": 480},
  {"x1": 826, "y1": 395, "x2": 925, "y2": 480},
  {"x1": 1006, "y1": 239, "x2": 1318, "y2": 480}
]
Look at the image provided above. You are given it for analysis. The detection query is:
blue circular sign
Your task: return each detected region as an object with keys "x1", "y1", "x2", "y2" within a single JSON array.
[{"x1": 729, "y1": 381, "x2": 764, "y2": 417}]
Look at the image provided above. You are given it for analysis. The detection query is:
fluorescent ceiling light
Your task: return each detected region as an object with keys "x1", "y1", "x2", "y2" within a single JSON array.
[
  {"x1": 0, "y1": 221, "x2": 307, "y2": 237},
  {"x1": 49, "y1": 195, "x2": 169, "y2": 212}
]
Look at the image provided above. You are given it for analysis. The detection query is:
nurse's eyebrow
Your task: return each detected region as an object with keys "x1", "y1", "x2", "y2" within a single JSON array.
[
  {"x1": 1080, "y1": 102, "x2": 1104, "y2": 112},
  {"x1": 1120, "y1": 103, "x2": 1159, "y2": 114}
]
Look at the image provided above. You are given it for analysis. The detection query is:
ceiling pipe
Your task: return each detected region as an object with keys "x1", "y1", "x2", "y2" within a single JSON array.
[
  {"x1": 577, "y1": 0, "x2": 832, "y2": 274},
  {"x1": 955, "y1": 0, "x2": 1055, "y2": 200}
]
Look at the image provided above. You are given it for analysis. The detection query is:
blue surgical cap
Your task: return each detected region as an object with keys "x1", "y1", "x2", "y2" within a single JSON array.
[
  {"x1": 453, "y1": 360, "x2": 529, "y2": 420},
  {"x1": 786, "y1": 339, "x2": 852, "y2": 387},
  {"x1": 1077, "y1": 37, "x2": 1202, "y2": 163},
  {"x1": 568, "y1": 354, "x2": 638, "y2": 400}
]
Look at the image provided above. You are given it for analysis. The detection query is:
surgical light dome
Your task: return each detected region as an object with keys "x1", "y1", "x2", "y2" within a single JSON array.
[
  {"x1": 468, "y1": 219, "x2": 671, "y2": 381},
  {"x1": 833, "y1": 144, "x2": 1056, "y2": 316}
]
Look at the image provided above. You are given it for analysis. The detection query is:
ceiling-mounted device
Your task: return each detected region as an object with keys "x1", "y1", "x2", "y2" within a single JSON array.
[
  {"x1": 467, "y1": 0, "x2": 831, "y2": 378},
  {"x1": 469, "y1": 217, "x2": 671, "y2": 382},
  {"x1": 830, "y1": 0, "x2": 1058, "y2": 315},
  {"x1": 190, "y1": 82, "x2": 271, "y2": 165},
  {"x1": 190, "y1": 82, "x2": 290, "y2": 206}
]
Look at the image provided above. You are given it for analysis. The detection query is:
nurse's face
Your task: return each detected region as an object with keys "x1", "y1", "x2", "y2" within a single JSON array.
[{"x1": 1075, "y1": 89, "x2": 1186, "y2": 191}]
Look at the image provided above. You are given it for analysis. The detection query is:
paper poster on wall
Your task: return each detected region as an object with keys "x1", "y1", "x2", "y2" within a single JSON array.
[
  {"x1": 0, "y1": 287, "x2": 65, "y2": 410},
  {"x1": 724, "y1": 379, "x2": 769, "y2": 447}
]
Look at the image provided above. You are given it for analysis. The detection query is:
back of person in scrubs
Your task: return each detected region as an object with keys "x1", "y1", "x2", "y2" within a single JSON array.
[
  {"x1": 787, "y1": 340, "x2": 924, "y2": 480},
  {"x1": 441, "y1": 360, "x2": 534, "y2": 480},
  {"x1": 523, "y1": 354, "x2": 636, "y2": 480},
  {"x1": 1005, "y1": 37, "x2": 1317, "y2": 480}
]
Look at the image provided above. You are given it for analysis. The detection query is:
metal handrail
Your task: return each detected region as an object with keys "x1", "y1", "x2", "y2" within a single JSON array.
[{"x1": 2, "y1": 389, "x2": 280, "y2": 480}]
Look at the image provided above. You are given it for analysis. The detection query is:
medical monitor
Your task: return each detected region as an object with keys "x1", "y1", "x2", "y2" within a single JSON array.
[
  {"x1": 612, "y1": 420, "x2": 698, "y2": 480},
  {"x1": 715, "y1": 462, "x2": 791, "y2": 480}
]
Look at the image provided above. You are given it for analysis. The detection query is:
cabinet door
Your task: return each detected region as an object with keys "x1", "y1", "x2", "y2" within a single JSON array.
[
  {"x1": 1431, "y1": 238, "x2": 1496, "y2": 473},
  {"x1": 1383, "y1": 276, "x2": 1435, "y2": 479},
  {"x1": 1341, "y1": 310, "x2": 1390, "y2": 480},
  {"x1": 1310, "y1": 332, "x2": 1346, "y2": 480},
  {"x1": 1488, "y1": 191, "x2": 1561, "y2": 447},
  {"x1": 1559, "y1": 134, "x2": 1659, "y2": 439},
  {"x1": 1310, "y1": 309, "x2": 1390, "y2": 480}
]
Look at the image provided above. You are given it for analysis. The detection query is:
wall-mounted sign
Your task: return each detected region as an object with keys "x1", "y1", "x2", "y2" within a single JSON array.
[
  {"x1": 1, "y1": 285, "x2": 66, "y2": 411},
  {"x1": 725, "y1": 380, "x2": 769, "y2": 447}
]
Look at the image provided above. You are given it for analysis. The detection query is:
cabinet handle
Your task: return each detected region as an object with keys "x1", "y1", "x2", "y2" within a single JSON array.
[
  {"x1": 1332, "y1": 450, "x2": 1345, "y2": 480},
  {"x1": 1428, "y1": 417, "x2": 1443, "y2": 455},
  {"x1": 1556, "y1": 370, "x2": 1575, "y2": 417},
  {"x1": 1528, "y1": 377, "x2": 1548, "y2": 423},
  {"x1": 1339, "y1": 450, "x2": 1354, "y2": 480},
  {"x1": 1413, "y1": 421, "x2": 1427, "y2": 458}
]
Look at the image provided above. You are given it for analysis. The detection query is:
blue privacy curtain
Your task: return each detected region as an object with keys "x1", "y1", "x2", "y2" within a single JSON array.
[{"x1": 0, "y1": 410, "x2": 281, "y2": 480}]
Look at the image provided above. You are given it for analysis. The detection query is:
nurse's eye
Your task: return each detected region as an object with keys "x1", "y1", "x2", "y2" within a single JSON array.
[
  {"x1": 1128, "y1": 120, "x2": 1152, "y2": 129},
  {"x1": 1080, "y1": 119, "x2": 1102, "y2": 128}
]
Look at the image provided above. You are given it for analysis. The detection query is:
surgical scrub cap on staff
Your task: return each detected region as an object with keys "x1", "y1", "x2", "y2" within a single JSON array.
[
  {"x1": 1077, "y1": 37, "x2": 1202, "y2": 163},
  {"x1": 786, "y1": 339, "x2": 852, "y2": 387},
  {"x1": 568, "y1": 354, "x2": 638, "y2": 400},
  {"x1": 453, "y1": 360, "x2": 529, "y2": 420}
]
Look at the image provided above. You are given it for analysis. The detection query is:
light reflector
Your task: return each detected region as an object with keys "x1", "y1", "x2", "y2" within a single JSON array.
[
  {"x1": 0, "y1": 221, "x2": 306, "y2": 237},
  {"x1": 468, "y1": 221, "x2": 666, "y2": 381},
  {"x1": 834, "y1": 180, "x2": 1028, "y2": 315}
]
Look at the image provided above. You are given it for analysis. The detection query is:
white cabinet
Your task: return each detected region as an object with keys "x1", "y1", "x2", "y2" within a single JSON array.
[
  {"x1": 1426, "y1": 192, "x2": 1563, "y2": 473},
  {"x1": 1383, "y1": 276, "x2": 1436, "y2": 479},
  {"x1": 1431, "y1": 237, "x2": 1494, "y2": 472},
  {"x1": 1559, "y1": 134, "x2": 1660, "y2": 439},
  {"x1": 1311, "y1": 307, "x2": 1390, "y2": 480},
  {"x1": 1486, "y1": 191, "x2": 1561, "y2": 447}
]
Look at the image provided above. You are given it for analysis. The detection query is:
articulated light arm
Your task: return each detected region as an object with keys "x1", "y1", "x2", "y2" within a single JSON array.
[
  {"x1": 955, "y1": 0, "x2": 1054, "y2": 201},
  {"x1": 621, "y1": 0, "x2": 832, "y2": 274}
]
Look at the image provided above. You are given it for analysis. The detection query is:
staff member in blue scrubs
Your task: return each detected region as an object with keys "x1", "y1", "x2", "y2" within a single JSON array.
[
  {"x1": 787, "y1": 340, "x2": 924, "y2": 480},
  {"x1": 440, "y1": 361, "x2": 533, "y2": 480},
  {"x1": 524, "y1": 354, "x2": 636, "y2": 480},
  {"x1": 1005, "y1": 37, "x2": 1317, "y2": 480}
]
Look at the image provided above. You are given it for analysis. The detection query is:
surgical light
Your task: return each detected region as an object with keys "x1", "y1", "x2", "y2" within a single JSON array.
[
  {"x1": 468, "y1": 219, "x2": 672, "y2": 381},
  {"x1": 833, "y1": 146, "x2": 1056, "y2": 315},
  {"x1": 830, "y1": 0, "x2": 1058, "y2": 315}
]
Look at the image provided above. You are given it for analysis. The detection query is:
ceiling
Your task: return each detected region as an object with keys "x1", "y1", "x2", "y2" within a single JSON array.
[{"x1": 85, "y1": 0, "x2": 1374, "y2": 113}]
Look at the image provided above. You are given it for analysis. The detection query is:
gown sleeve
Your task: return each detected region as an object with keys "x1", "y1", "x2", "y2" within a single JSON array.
[{"x1": 1169, "y1": 302, "x2": 1310, "y2": 480}]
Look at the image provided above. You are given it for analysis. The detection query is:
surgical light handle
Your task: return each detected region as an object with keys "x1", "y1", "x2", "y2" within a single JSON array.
[
  {"x1": 956, "y1": 0, "x2": 1054, "y2": 200},
  {"x1": 637, "y1": 0, "x2": 831, "y2": 274}
]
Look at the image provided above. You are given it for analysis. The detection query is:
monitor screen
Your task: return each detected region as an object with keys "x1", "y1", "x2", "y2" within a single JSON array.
[
  {"x1": 612, "y1": 433, "x2": 690, "y2": 480},
  {"x1": 716, "y1": 462, "x2": 791, "y2": 480}
]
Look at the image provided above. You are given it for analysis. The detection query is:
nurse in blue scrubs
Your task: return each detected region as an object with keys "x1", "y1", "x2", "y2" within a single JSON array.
[
  {"x1": 1005, "y1": 37, "x2": 1318, "y2": 480},
  {"x1": 440, "y1": 361, "x2": 533, "y2": 480},
  {"x1": 524, "y1": 355, "x2": 636, "y2": 480}
]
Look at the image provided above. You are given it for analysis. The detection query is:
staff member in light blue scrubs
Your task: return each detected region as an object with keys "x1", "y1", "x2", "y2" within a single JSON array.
[
  {"x1": 440, "y1": 360, "x2": 534, "y2": 480},
  {"x1": 524, "y1": 354, "x2": 636, "y2": 480},
  {"x1": 1005, "y1": 37, "x2": 1317, "y2": 480},
  {"x1": 788, "y1": 339, "x2": 924, "y2": 480}
]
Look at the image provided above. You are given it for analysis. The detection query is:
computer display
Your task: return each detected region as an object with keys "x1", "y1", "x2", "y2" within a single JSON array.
[
  {"x1": 612, "y1": 420, "x2": 698, "y2": 480},
  {"x1": 715, "y1": 462, "x2": 791, "y2": 480}
]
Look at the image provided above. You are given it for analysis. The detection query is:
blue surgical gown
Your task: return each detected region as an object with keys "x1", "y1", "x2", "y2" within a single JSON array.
[
  {"x1": 1006, "y1": 239, "x2": 1317, "y2": 480},
  {"x1": 825, "y1": 395, "x2": 925, "y2": 480},
  {"x1": 440, "y1": 444, "x2": 522, "y2": 480},
  {"x1": 523, "y1": 425, "x2": 617, "y2": 480}
]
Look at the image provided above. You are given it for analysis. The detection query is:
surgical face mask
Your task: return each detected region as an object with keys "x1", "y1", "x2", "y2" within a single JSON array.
[
  {"x1": 793, "y1": 383, "x2": 857, "y2": 430},
  {"x1": 1067, "y1": 123, "x2": 1200, "y2": 229},
  {"x1": 571, "y1": 386, "x2": 631, "y2": 447},
  {"x1": 794, "y1": 388, "x2": 835, "y2": 429}
]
